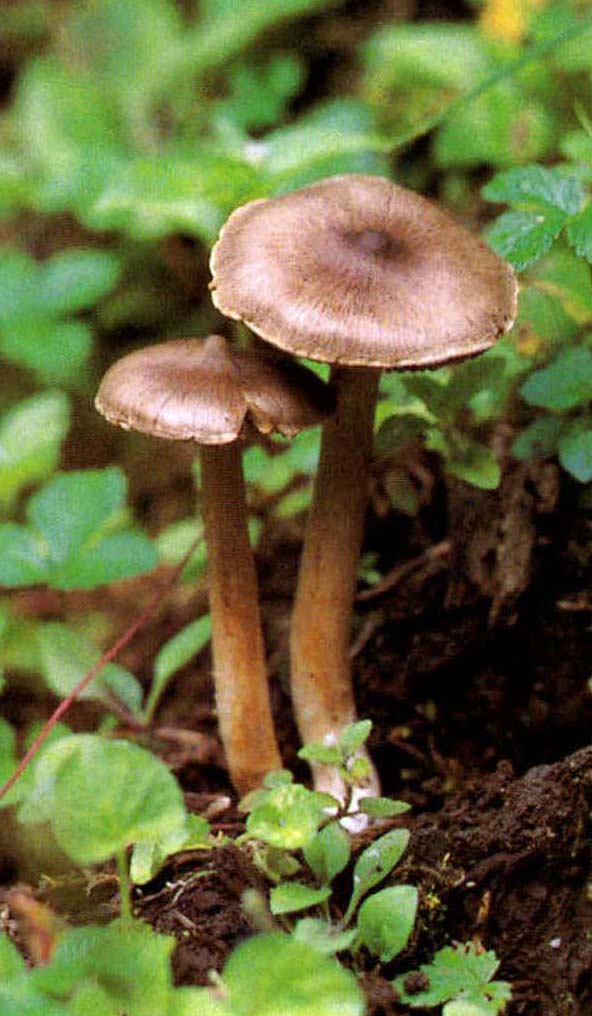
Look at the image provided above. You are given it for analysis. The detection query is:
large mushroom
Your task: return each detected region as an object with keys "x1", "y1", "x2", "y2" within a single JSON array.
[
  {"x1": 95, "y1": 335, "x2": 333, "y2": 795},
  {"x1": 210, "y1": 174, "x2": 518, "y2": 802}
]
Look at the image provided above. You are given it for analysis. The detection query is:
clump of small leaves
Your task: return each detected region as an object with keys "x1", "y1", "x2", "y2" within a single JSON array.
[{"x1": 393, "y1": 942, "x2": 512, "y2": 1014}]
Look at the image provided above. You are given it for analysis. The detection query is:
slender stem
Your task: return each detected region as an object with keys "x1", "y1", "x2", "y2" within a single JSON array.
[
  {"x1": 116, "y1": 849, "x2": 132, "y2": 921},
  {"x1": 201, "y1": 442, "x2": 282, "y2": 795},
  {"x1": 290, "y1": 366, "x2": 381, "y2": 798}
]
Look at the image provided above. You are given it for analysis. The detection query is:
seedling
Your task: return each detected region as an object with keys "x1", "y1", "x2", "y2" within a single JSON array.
[{"x1": 392, "y1": 941, "x2": 512, "y2": 1014}]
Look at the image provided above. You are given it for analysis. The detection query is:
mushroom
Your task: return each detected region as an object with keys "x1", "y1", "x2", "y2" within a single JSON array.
[
  {"x1": 209, "y1": 174, "x2": 518, "y2": 803},
  {"x1": 95, "y1": 335, "x2": 333, "y2": 795}
]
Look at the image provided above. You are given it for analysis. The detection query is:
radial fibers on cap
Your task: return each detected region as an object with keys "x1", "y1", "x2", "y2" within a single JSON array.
[
  {"x1": 210, "y1": 174, "x2": 518, "y2": 370},
  {"x1": 95, "y1": 335, "x2": 332, "y2": 445}
]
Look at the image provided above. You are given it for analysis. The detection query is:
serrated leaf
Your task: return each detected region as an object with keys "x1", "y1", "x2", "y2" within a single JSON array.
[
  {"x1": 567, "y1": 202, "x2": 592, "y2": 264},
  {"x1": 343, "y1": 828, "x2": 410, "y2": 925},
  {"x1": 303, "y1": 821, "x2": 351, "y2": 885},
  {"x1": 246, "y1": 783, "x2": 325, "y2": 849},
  {"x1": 482, "y1": 165, "x2": 586, "y2": 215},
  {"x1": 36, "y1": 622, "x2": 143, "y2": 715},
  {"x1": 558, "y1": 421, "x2": 592, "y2": 482},
  {"x1": 270, "y1": 882, "x2": 332, "y2": 915},
  {"x1": 487, "y1": 208, "x2": 566, "y2": 270},
  {"x1": 298, "y1": 743, "x2": 342, "y2": 766},
  {"x1": 520, "y1": 347, "x2": 592, "y2": 410},
  {"x1": 356, "y1": 885, "x2": 417, "y2": 962},
  {"x1": 392, "y1": 942, "x2": 511, "y2": 1010}
]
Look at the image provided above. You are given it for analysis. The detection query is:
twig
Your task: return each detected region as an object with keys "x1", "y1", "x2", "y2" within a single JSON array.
[
  {"x1": 356, "y1": 540, "x2": 450, "y2": 603},
  {"x1": 0, "y1": 538, "x2": 202, "y2": 805}
]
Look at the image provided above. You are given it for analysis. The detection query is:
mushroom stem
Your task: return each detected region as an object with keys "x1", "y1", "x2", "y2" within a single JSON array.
[
  {"x1": 201, "y1": 441, "x2": 282, "y2": 794},
  {"x1": 290, "y1": 365, "x2": 381, "y2": 800}
]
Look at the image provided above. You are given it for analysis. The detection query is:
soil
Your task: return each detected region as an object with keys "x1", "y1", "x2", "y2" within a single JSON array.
[{"x1": 5, "y1": 450, "x2": 592, "y2": 1015}]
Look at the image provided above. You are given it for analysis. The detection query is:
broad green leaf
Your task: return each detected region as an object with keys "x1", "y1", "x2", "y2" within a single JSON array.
[
  {"x1": 343, "y1": 828, "x2": 410, "y2": 925},
  {"x1": 36, "y1": 622, "x2": 143, "y2": 714},
  {"x1": 0, "y1": 982, "x2": 71, "y2": 1016},
  {"x1": 41, "y1": 734, "x2": 185, "y2": 863},
  {"x1": 298, "y1": 742, "x2": 342, "y2": 766},
  {"x1": 356, "y1": 885, "x2": 417, "y2": 962},
  {"x1": 33, "y1": 919, "x2": 175, "y2": 1016},
  {"x1": 558, "y1": 421, "x2": 592, "y2": 482},
  {"x1": 170, "y1": 986, "x2": 229, "y2": 1016},
  {"x1": 392, "y1": 942, "x2": 512, "y2": 1010},
  {"x1": 223, "y1": 933, "x2": 365, "y2": 1016},
  {"x1": 145, "y1": 615, "x2": 211, "y2": 722},
  {"x1": 67, "y1": 982, "x2": 121, "y2": 1016},
  {"x1": 0, "y1": 467, "x2": 158, "y2": 590},
  {"x1": 303, "y1": 821, "x2": 351, "y2": 885},
  {"x1": 270, "y1": 883, "x2": 332, "y2": 915},
  {"x1": 338, "y1": 720, "x2": 372, "y2": 756},
  {"x1": 0, "y1": 248, "x2": 39, "y2": 322},
  {"x1": 482, "y1": 165, "x2": 586, "y2": 215},
  {"x1": 358, "y1": 797, "x2": 411, "y2": 819},
  {"x1": 246, "y1": 783, "x2": 326, "y2": 849},
  {"x1": 567, "y1": 202, "x2": 592, "y2": 265},
  {"x1": 155, "y1": 519, "x2": 206, "y2": 581},
  {"x1": 215, "y1": 55, "x2": 303, "y2": 132},
  {"x1": 520, "y1": 347, "x2": 592, "y2": 410},
  {"x1": 130, "y1": 813, "x2": 210, "y2": 885},
  {"x1": 0, "y1": 524, "x2": 48, "y2": 587},
  {"x1": 531, "y1": 247, "x2": 592, "y2": 322},
  {"x1": 17, "y1": 731, "x2": 81, "y2": 825},
  {"x1": 486, "y1": 209, "x2": 566, "y2": 270},
  {"x1": 0, "y1": 718, "x2": 22, "y2": 808},
  {"x1": 37, "y1": 250, "x2": 121, "y2": 315},
  {"x1": 0, "y1": 317, "x2": 92, "y2": 384},
  {"x1": 512, "y1": 415, "x2": 565, "y2": 461},
  {"x1": 0, "y1": 391, "x2": 69, "y2": 510}
]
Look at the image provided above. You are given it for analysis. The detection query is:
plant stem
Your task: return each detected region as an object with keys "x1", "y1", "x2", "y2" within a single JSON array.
[
  {"x1": 290, "y1": 366, "x2": 381, "y2": 801},
  {"x1": 116, "y1": 849, "x2": 132, "y2": 921},
  {"x1": 201, "y1": 442, "x2": 282, "y2": 795}
]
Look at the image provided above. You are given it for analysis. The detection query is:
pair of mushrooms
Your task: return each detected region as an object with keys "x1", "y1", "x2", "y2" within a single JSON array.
[{"x1": 96, "y1": 174, "x2": 517, "y2": 802}]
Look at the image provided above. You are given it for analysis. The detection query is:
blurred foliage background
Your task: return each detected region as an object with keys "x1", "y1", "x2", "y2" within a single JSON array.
[{"x1": 1, "y1": 0, "x2": 592, "y2": 727}]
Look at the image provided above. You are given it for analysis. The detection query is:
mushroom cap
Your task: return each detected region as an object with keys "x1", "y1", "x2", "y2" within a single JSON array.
[
  {"x1": 95, "y1": 335, "x2": 333, "y2": 444},
  {"x1": 210, "y1": 174, "x2": 518, "y2": 370}
]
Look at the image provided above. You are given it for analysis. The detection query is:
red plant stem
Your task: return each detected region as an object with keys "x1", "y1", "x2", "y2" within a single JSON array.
[{"x1": 0, "y1": 538, "x2": 202, "y2": 805}]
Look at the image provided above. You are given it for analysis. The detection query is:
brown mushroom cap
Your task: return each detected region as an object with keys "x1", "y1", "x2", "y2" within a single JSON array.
[
  {"x1": 95, "y1": 335, "x2": 333, "y2": 444},
  {"x1": 210, "y1": 174, "x2": 518, "y2": 370}
]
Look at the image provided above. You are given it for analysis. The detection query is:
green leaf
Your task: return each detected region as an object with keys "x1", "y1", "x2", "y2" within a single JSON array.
[
  {"x1": 512, "y1": 415, "x2": 565, "y2": 461},
  {"x1": 531, "y1": 247, "x2": 592, "y2": 322},
  {"x1": 270, "y1": 883, "x2": 332, "y2": 916},
  {"x1": 482, "y1": 166, "x2": 586, "y2": 216},
  {"x1": 558, "y1": 420, "x2": 592, "y2": 482},
  {"x1": 520, "y1": 347, "x2": 592, "y2": 410},
  {"x1": 0, "y1": 719, "x2": 20, "y2": 808},
  {"x1": 358, "y1": 797, "x2": 411, "y2": 819},
  {"x1": 130, "y1": 813, "x2": 210, "y2": 885},
  {"x1": 567, "y1": 202, "x2": 592, "y2": 265},
  {"x1": 223, "y1": 933, "x2": 365, "y2": 1016},
  {"x1": 0, "y1": 467, "x2": 158, "y2": 590},
  {"x1": 214, "y1": 55, "x2": 303, "y2": 132},
  {"x1": 392, "y1": 942, "x2": 512, "y2": 1011},
  {"x1": 444, "y1": 440, "x2": 501, "y2": 491},
  {"x1": 486, "y1": 208, "x2": 566, "y2": 271},
  {"x1": 356, "y1": 885, "x2": 418, "y2": 962},
  {"x1": 0, "y1": 391, "x2": 70, "y2": 510},
  {"x1": 145, "y1": 615, "x2": 211, "y2": 722},
  {"x1": 0, "y1": 317, "x2": 92, "y2": 384},
  {"x1": 292, "y1": 918, "x2": 357, "y2": 956},
  {"x1": 36, "y1": 734, "x2": 186, "y2": 864},
  {"x1": 303, "y1": 821, "x2": 351, "y2": 885},
  {"x1": 0, "y1": 934, "x2": 26, "y2": 979},
  {"x1": 338, "y1": 720, "x2": 372, "y2": 756},
  {"x1": 298, "y1": 743, "x2": 342, "y2": 766},
  {"x1": 36, "y1": 622, "x2": 143, "y2": 715},
  {"x1": 343, "y1": 828, "x2": 410, "y2": 925},
  {"x1": 33, "y1": 919, "x2": 176, "y2": 1016},
  {"x1": 246, "y1": 783, "x2": 326, "y2": 849},
  {"x1": 37, "y1": 250, "x2": 121, "y2": 315}
]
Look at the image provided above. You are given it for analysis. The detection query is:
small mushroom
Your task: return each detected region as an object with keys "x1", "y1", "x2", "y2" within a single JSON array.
[
  {"x1": 95, "y1": 335, "x2": 333, "y2": 795},
  {"x1": 210, "y1": 174, "x2": 518, "y2": 804}
]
